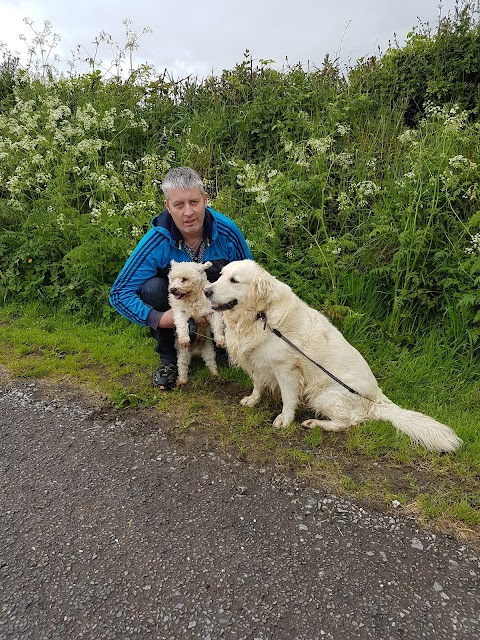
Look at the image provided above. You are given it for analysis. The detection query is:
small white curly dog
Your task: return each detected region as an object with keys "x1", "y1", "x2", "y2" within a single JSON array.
[
  {"x1": 204, "y1": 260, "x2": 462, "y2": 452},
  {"x1": 168, "y1": 260, "x2": 225, "y2": 387}
]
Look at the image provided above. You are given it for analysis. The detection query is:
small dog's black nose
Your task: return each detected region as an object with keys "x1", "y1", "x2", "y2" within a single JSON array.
[
  {"x1": 204, "y1": 287, "x2": 213, "y2": 298},
  {"x1": 169, "y1": 287, "x2": 178, "y2": 295}
]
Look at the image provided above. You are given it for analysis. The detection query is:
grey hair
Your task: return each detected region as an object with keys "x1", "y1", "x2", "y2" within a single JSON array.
[{"x1": 161, "y1": 166, "x2": 205, "y2": 199}]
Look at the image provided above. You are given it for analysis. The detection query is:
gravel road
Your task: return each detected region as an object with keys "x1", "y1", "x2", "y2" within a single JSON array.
[{"x1": 1, "y1": 371, "x2": 479, "y2": 639}]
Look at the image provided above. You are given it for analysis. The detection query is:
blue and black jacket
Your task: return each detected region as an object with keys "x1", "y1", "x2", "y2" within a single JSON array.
[{"x1": 109, "y1": 206, "x2": 253, "y2": 328}]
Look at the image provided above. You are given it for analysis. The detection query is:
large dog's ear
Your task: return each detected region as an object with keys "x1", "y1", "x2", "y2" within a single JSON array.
[{"x1": 252, "y1": 271, "x2": 274, "y2": 308}]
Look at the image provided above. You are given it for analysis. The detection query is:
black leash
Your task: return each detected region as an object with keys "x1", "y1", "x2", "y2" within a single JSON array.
[{"x1": 256, "y1": 311, "x2": 365, "y2": 398}]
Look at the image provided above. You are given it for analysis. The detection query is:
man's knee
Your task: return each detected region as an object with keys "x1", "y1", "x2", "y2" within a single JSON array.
[{"x1": 139, "y1": 276, "x2": 169, "y2": 311}]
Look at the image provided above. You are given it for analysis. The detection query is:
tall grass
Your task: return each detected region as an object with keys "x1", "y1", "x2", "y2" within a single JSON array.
[{"x1": 0, "y1": 1, "x2": 479, "y2": 374}]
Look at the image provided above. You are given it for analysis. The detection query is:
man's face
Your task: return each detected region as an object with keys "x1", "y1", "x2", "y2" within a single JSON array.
[{"x1": 165, "y1": 186, "x2": 207, "y2": 239}]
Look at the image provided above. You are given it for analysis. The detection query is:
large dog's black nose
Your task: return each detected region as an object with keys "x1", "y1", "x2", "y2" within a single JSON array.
[{"x1": 204, "y1": 286, "x2": 213, "y2": 298}]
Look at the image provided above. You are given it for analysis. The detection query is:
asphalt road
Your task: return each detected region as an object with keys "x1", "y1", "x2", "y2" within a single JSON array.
[{"x1": 1, "y1": 371, "x2": 479, "y2": 639}]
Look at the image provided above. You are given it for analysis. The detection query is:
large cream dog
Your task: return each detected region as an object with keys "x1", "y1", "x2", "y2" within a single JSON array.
[{"x1": 204, "y1": 260, "x2": 462, "y2": 452}]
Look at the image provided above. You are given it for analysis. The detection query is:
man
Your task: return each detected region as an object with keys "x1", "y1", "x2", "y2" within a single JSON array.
[{"x1": 109, "y1": 166, "x2": 253, "y2": 389}]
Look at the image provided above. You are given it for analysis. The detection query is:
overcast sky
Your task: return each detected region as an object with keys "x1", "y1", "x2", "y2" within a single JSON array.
[{"x1": 1, "y1": 0, "x2": 459, "y2": 79}]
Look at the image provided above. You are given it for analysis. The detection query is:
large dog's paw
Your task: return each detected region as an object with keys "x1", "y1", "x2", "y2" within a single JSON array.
[
  {"x1": 301, "y1": 418, "x2": 350, "y2": 432},
  {"x1": 240, "y1": 394, "x2": 260, "y2": 407},
  {"x1": 301, "y1": 419, "x2": 321, "y2": 430},
  {"x1": 273, "y1": 412, "x2": 294, "y2": 429}
]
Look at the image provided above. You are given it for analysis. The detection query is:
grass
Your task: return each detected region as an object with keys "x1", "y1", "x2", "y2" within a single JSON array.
[{"x1": 0, "y1": 301, "x2": 478, "y2": 541}]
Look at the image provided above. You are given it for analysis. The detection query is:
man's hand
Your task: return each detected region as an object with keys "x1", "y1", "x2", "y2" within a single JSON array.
[{"x1": 158, "y1": 309, "x2": 175, "y2": 329}]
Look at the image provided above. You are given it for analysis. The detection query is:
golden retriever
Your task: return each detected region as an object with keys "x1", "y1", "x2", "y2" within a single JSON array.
[{"x1": 204, "y1": 260, "x2": 462, "y2": 452}]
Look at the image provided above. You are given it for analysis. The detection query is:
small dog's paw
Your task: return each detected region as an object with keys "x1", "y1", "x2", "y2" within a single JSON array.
[
  {"x1": 215, "y1": 338, "x2": 226, "y2": 349},
  {"x1": 176, "y1": 378, "x2": 187, "y2": 387},
  {"x1": 178, "y1": 339, "x2": 190, "y2": 348}
]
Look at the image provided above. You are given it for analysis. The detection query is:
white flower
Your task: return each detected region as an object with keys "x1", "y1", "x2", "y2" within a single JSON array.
[
  {"x1": 51, "y1": 105, "x2": 71, "y2": 121},
  {"x1": 75, "y1": 139, "x2": 104, "y2": 155},
  {"x1": 335, "y1": 123, "x2": 351, "y2": 136},
  {"x1": 337, "y1": 192, "x2": 350, "y2": 212},
  {"x1": 356, "y1": 180, "x2": 380, "y2": 196},
  {"x1": 131, "y1": 225, "x2": 143, "y2": 239},
  {"x1": 255, "y1": 192, "x2": 269, "y2": 204},
  {"x1": 422, "y1": 102, "x2": 469, "y2": 132},
  {"x1": 465, "y1": 233, "x2": 480, "y2": 255},
  {"x1": 141, "y1": 154, "x2": 160, "y2": 167},
  {"x1": 100, "y1": 108, "x2": 117, "y2": 130},
  {"x1": 308, "y1": 136, "x2": 333, "y2": 154},
  {"x1": 333, "y1": 152, "x2": 353, "y2": 168},
  {"x1": 448, "y1": 155, "x2": 477, "y2": 171},
  {"x1": 122, "y1": 160, "x2": 136, "y2": 171},
  {"x1": 327, "y1": 237, "x2": 342, "y2": 256},
  {"x1": 397, "y1": 129, "x2": 419, "y2": 146},
  {"x1": 75, "y1": 103, "x2": 99, "y2": 130}
]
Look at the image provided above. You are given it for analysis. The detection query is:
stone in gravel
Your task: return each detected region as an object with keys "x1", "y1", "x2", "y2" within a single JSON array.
[{"x1": 411, "y1": 538, "x2": 424, "y2": 550}]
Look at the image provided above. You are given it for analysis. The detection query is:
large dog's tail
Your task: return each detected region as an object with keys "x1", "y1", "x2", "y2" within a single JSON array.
[{"x1": 370, "y1": 395, "x2": 463, "y2": 452}]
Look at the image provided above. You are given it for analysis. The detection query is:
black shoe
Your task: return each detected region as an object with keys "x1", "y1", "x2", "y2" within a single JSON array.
[
  {"x1": 188, "y1": 317, "x2": 197, "y2": 343},
  {"x1": 153, "y1": 362, "x2": 178, "y2": 390}
]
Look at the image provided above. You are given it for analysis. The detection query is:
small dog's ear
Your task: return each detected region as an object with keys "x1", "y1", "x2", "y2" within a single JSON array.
[
  {"x1": 202, "y1": 261, "x2": 213, "y2": 270},
  {"x1": 170, "y1": 259, "x2": 176, "y2": 267}
]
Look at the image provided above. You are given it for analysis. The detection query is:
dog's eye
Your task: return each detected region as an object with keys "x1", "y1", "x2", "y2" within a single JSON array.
[
  {"x1": 182, "y1": 277, "x2": 188, "y2": 283},
  {"x1": 230, "y1": 277, "x2": 238, "y2": 283}
]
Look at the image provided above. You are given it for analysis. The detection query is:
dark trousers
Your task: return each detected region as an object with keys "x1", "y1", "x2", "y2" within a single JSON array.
[{"x1": 139, "y1": 276, "x2": 176, "y2": 364}]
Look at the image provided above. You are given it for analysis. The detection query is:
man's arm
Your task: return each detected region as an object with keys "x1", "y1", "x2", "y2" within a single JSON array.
[
  {"x1": 109, "y1": 229, "x2": 168, "y2": 326},
  {"x1": 157, "y1": 308, "x2": 174, "y2": 328}
]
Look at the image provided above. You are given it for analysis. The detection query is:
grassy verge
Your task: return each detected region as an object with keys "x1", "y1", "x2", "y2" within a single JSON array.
[{"x1": 1, "y1": 303, "x2": 479, "y2": 540}]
